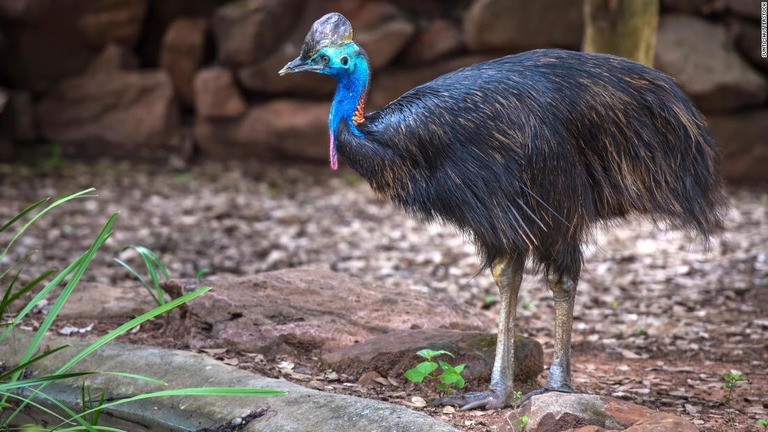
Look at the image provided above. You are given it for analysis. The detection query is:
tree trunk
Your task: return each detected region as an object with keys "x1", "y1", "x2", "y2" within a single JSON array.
[{"x1": 582, "y1": 0, "x2": 659, "y2": 67}]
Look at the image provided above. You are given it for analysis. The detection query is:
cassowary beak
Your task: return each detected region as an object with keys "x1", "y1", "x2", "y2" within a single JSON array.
[{"x1": 279, "y1": 57, "x2": 319, "y2": 75}]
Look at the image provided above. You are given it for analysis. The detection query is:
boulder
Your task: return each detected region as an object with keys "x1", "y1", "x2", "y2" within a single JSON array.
[
  {"x1": 707, "y1": 110, "x2": 768, "y2": 184},
  {"x1": 36, "y1": 48, "x2": 180, "y2": 156},
  {"x1": 211, "y1": 0, "x2": 303, "y2": 67},
  {"x1": 463, "y1": 0, "x2": 583, "y2": 52},
  {"x1": 323, "y1": 328, "x2": 543, "y2": 389},
  {"x1": 655, "y1": 14, "x2": 767, "y2": 111},
  {"x1": 349, "y1": 1, "x2": 416, "y2": 70},
  {"x1": 504, "y1": 393, "x2": 697, "y2": 432},
  {"x1": 0, "y1": 0, "x2": 145, "y2": 93},
  {"x1": 195, "y1": 99, "x2": 330, "y2": 161},
  {"x1": 237, "y1": 42, "x2": 337, "y2": 98},
  {"x1": 0, "y1": 88, "x2": 36, "y2": 143},
  {"x1": 725, "y1": 0, "x2": 761, "y2": 19},
  {"x1": 727, "y1": 18, "x2": 768, "y2": 73},
  {"x1": 194, "y1": 67, "x2": 247, "y2": 120},
  {"x1": 160, "y1": 269, "x2": 485, "y2": 356},
  {"x1": 160, "y1": 17, "x2": 208, "y2": 106},
  {"x1": 85, "y1": 43, "x2": 139, "y2": 73},
  {"x1": 401, "y1": 19, "x2": 465, "y2": 65},
  {"x1": 136, "y1": 0, "x2": 221, "y2": 66},
  {"x1": 660, "y1": 0, "x2": 724, "y2": 14},
  {"x1": 75, "y1": 0, "x2": 148, "y2": 48}
]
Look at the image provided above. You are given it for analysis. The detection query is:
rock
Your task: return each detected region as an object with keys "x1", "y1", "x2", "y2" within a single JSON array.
[
  {"x1": 75, "y1": 0, "x2": 148, "y2": 48},
  {"x1": 509, "y1": 393, "x2": 654, "y2": 431},
  {"x1": 195, "y1": 99, "x2": 330, "y2": 161},
  {"x1": 725, "y1": 0, "x2": 761, "y2": 19},
  {"x1": 160, "y1": 269, "x2": 485, "y2": 356},
  {"x1": 85, "y1": 43, "x2": 139, "y2": 73},
  {"x1": 194, "y1": 67, "x2": 248, "y2": 120},
  {"x1": 36, "y1": 51, "x2": 180, "y2": 156},
  {"x1": 369, "y1": 55, "x2": 496, "y2": 109},
  {"x1": 624, "y1": 412, "x2": 698, "y2": 432},
  {"x1": 727, "y1": 18, "x2": 768, "y2": 73},
  {"x1": 160, "y1": 17, "x2": 208, "y2": 106},
  {"x1": 655, "y1": 15, "x2": 767, "y2": 111},
  {"x1": 136, "y1": 0, "x2": 221, "y2": 66},
  {"x1": 506, "y1": 394, "x2": 700, "y2": 432},
  {"x1": 211, "y1": 0, "x2": 303, "y2": 66},
  {"x1": 237, "y1": 42, "x2": 337, "y2": 98},
  {"x1": 660, "y1": 0, "x2": 724, "y2": 15},
  {"x1": 463, "y1": 0, "x2": 583, "y2": 52},
  {"x1": 59, "y1": 282, "x2": 160, "y2": 319},
  {"x1": 0, "y1": 88, "x2": 36, "y2": 142},
  {"x1": 401, "y1": 19, "x2": 465, "y2": 65},
  {"x1": 707, "y1": 110, "x2": 768, "y2": 184},
  {"x1": 0, "y1": 2, "x2": 98, "y2": 93},
  {"x1": 323, "y1": 328, "x2": 543, "y2": 388},
  {"x1": 3, "y1": 330, "x2": 461, "y2": 432},
  {"x1": 349, "y1": 1, "x2": 416, "y2": 70}
]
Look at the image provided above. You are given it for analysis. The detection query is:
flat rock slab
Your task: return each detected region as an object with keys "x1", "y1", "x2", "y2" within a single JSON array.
[
  {"x1": 2, "y1": 330, "x2": 459, "y2": 432},
  {"x1": 504, "y1": 392, "x2": 697, "y2": 432},
  {"x1": 59, "y1": 282, "x2": 160, "y2": 320},
  {"x1": 161, "y1": 268, "x2": 485, "y2": 356},
  {"x1": 323, "y1": 328, "x2": 543, "y2": 389}
]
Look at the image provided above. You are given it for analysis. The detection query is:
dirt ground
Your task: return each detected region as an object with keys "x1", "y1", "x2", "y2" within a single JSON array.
[{"x1": 1, "y1": 160, "x2": 766, "y2": 431}]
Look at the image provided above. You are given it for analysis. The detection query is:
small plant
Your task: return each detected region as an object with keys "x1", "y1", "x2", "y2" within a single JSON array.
[
  {"x1": 757, "y1": 419, "x2": 768, "y2": 428},
  {"x1": 404, "y1": 349, "x2": 466, "y2": 393},
  {"x1": 518, "y1": 415, "x2": 529, "y2": 430},
  {"x1": 114, "y1": 245, "x2": 171, "y2": 306},
  {"x1": 723, "y1": 371, "x2": 747, "y2": 407}
]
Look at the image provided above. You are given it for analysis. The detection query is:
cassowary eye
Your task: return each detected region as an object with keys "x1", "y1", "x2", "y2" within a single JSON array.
[
  {"x1": 340, "y1": 56, "x2": 348, "y2": 66},
  {"x1": 321, "y1": 55, "x2": 330, "y2": 65}
]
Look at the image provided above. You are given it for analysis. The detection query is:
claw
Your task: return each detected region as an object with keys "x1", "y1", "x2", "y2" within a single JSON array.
[{"x1": 429, "y1": 390, "x2": 510, "y2": 410}]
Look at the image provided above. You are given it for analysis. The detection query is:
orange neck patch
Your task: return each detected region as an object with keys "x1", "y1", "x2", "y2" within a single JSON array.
[{"x1": 352, "y1": 97, "x2": 365, "y2": 125}]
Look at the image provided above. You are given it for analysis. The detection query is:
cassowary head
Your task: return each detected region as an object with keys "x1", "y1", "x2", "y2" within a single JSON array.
[
  {"x1": 279, "y1": 13, "x2": 366, "y2": 79},
  {"x1": 279, "y1": 12, "x2": 370, "y2": 170}
]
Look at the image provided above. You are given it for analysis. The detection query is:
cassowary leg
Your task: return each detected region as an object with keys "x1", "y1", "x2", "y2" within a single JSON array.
[
  {"x1": 430, "y1": 256, "x2": 524, "y2": 410},
  {"x1": 519, "y1": 267, "x2": 577, "y2": 405}
]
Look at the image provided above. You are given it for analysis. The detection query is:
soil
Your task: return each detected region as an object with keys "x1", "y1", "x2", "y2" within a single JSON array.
[{"x1": 1, "y1": 159, "x2": 766, "y2": 432}]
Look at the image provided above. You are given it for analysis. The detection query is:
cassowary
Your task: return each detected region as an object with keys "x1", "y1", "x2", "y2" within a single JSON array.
[{"x1": 279, "y1": 13, "x2": 726, "y2": 409}]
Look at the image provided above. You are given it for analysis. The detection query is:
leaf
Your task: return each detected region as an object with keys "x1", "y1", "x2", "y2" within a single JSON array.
[
  {"x1": 415, "y1": 349, "x2": 453, "y2": 361},
  {"x1": 440, "y1": 367, "x2": 466, "y2": 389},
  {"x1": 404, "y1": 361, "x2": 438, "y2": 383}
]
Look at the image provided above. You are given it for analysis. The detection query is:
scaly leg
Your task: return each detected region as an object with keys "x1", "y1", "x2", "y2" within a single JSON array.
[
  {"x1": 518, "y1": 266, "x2": 577, "y2": 405},
  {"x1": 430, "y1": 255, "x2": 524, "y2": 410}
]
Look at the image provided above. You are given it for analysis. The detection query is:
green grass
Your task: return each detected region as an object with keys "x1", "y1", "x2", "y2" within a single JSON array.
[{"x1": 0, "y1": 189, "x2": 284, "y2": 430}]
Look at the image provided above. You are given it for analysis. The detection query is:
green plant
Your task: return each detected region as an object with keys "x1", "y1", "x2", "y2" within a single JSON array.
[
  {"x1": 723, "y1": 371, "x2": 747, "y2": 407},
  {"x1": 518, "y1": 415, "x2": 529, "y2": 430},
  {"x1": 114, "y1": 245, "x2": 171, "y2": 306},
  {"x1": 194, "y1": 267, "x2": 208, "y2": 280},
  {"x1": 404, "y1": 349, "x2": 466, "y2": 393},
  {"x1": 0, "y1": 190, "x2": 284, "y2": 430},
  {"x1": 756, "y1": 419, "x2": 768, "y2": 428}
]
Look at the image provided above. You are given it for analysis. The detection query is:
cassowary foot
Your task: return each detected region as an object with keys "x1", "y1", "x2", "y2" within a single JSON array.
[
  {"x1": 516, "y1": 384, "x2": 574, "y2": 407},
  {"x1": 429, "y1": 390, "x2": 511, "y2": 410}
]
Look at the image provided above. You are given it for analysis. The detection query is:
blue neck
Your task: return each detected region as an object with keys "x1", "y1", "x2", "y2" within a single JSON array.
[{"x1": 329, "y1": 55, "x2": 369, "y2": 137}]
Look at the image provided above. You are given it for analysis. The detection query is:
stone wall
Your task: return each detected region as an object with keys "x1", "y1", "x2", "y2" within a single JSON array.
[{"x1": 0, "y1": 0, "x2": 766, "y2": 183}]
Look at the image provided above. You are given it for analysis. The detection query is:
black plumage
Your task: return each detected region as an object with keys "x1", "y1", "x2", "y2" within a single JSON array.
[
  {"x1": 280, "y1": 12, "x2": 726, "y2": 409},
  {"x1": 338, "y1": 50, "x2": 724, "y2": 277}
]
